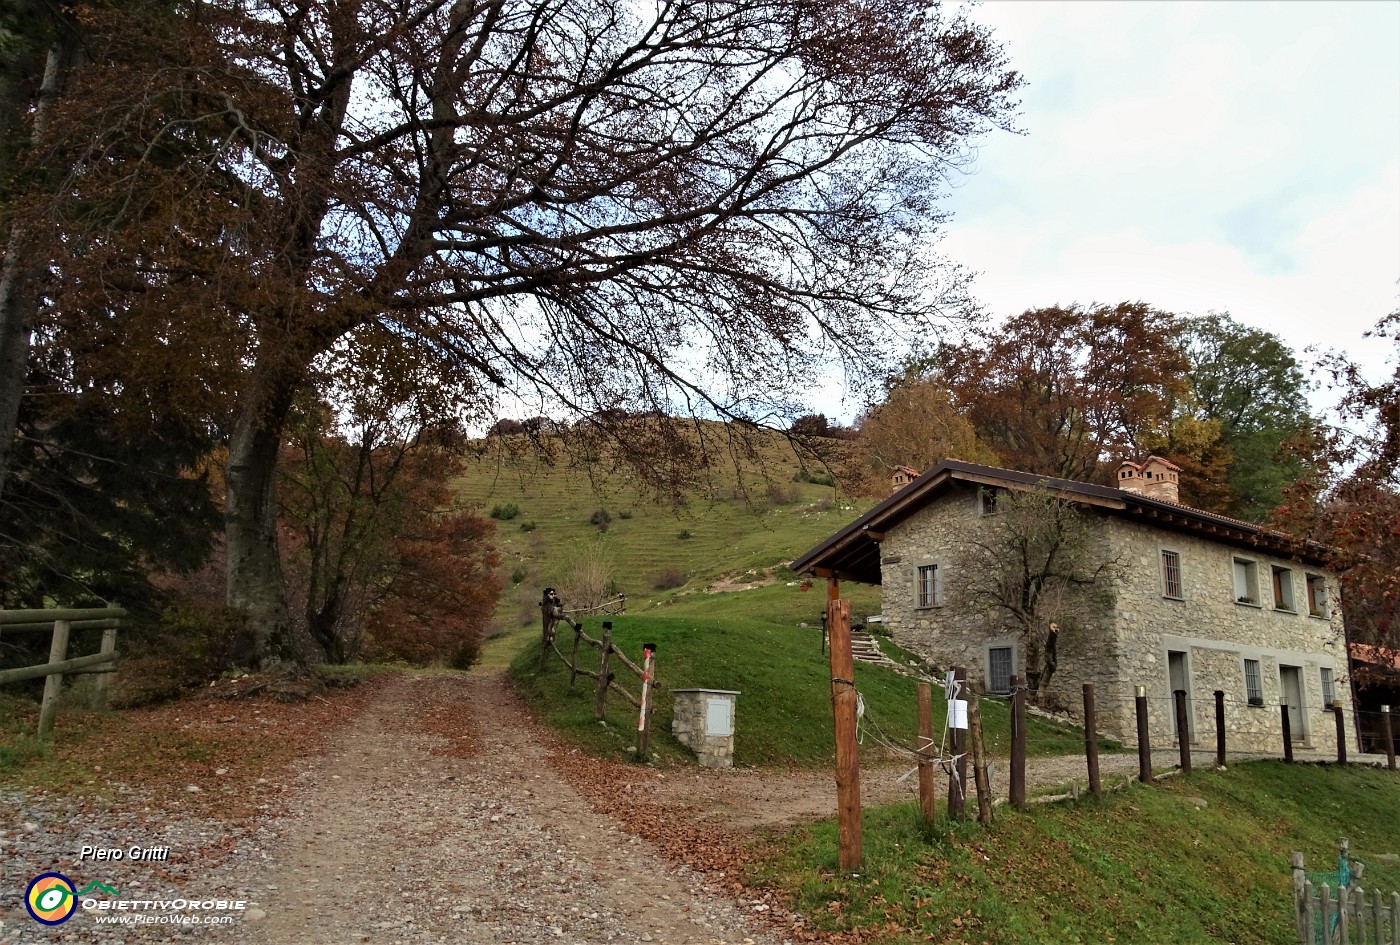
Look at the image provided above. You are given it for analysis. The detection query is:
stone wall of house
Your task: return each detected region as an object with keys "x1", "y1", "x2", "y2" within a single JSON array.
[{"x1": 878, "y1": 485, "x2": 1349, "y2": 754}]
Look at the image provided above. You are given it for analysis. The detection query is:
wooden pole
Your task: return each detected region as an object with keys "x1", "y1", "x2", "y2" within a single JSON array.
[
  {"x1": 1174, "y1": 689, "x2": 1191, "y2": 774},
  {"x1": 916, "y1": 682, "x2": 936, "y2": 826},
  {"x1": 947, "y1": 666, "x2": 967, "y2": 821},
  {"x1": 1214, "y1": 690, "x2": 1226, "y2": 768},
  {"x1": 1382, "y1": 706, "x2": 1395, "y2": 771},
  {"x1": 1082, "y1": 683, "x2": 1101, "y2": 799},
  {"x1": 569, "y1": 625, "x2": 582, "y2": 687},
  {"x1": 1135, "y1": 685, "x2": 1152, "y2": 783},
  {"x1": 594, "y1": 623, "x2": 613, "y2": 720},
  {"x1": 37, "y1": 620, "x2": 71, "y2": 738},
  {"x1": 827, "y1": 592, "x2": 861, "y2": 870},
  {"x1": 0, "y1": 650, "x2": 118, "y2": 686},
  {"x1": 636, "y1": 643, "x2": 656, "y2": 760},
  {"x1": 969, "y1": 692, "x2": 993, "y2": 825},
  {"x1": 1010, "y1": 674, "x2": 1026, "y2": 809},
  {"x1": 1333, "y1": 703, "x2": 1347, "y2": 765},
  {"x1": 538, "y1": 590, "x2": 556, "y2": 672},
  {"x1": 1291, "y1": 852, "x2": 1307, "y2": 945},
  {"x1": 1281, "y1": 702, "x2": 1294, "y2": 762},
  {"x1": 93, "y1": 626, "x2": 118, "y2": 710}
]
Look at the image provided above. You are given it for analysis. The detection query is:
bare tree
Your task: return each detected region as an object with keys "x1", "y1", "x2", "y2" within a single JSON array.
[
  {"x1": 954, "y1": 488, "x2": 1121, "y2": 698},
  {"x1": 22, "y1": 0, "x2": 1020, "y2": 664}
]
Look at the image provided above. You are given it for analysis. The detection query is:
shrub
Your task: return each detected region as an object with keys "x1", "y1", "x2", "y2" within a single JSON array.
[
  {"x1": 812, "y1": 497, "x2": 835, "y2": 512},
  {"x1": 765, "y1": 482, "x2": 801, "y2": 505},
  {"x1": 589, "y1": 508, "x2": 612, "y2": 530},
  {"x1": 490, "y1": 502, "x2": 519, "y2": 520},
  {"x1": 652, "y1": 565, "x2": 685, "y2": 590},
  {"x1": 617, "y1": 509, "x2": 633, "y2": 520},
  {"x1": 677, "y1": 529, "x2": 693, "y2": 540},
  {"x1": 510, "y1": 565, "x2": 528, "y2": 585},
  {"x1": 794, "y1": 467, "x2": 837, "y2": 487},
  {"x1": 519, "y1": 521, "x2": 537, "y2": 532}
]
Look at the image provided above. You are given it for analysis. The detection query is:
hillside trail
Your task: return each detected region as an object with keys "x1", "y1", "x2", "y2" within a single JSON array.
[{"x1": 237, "y1": 671, "x2": 780, "y2": 945}]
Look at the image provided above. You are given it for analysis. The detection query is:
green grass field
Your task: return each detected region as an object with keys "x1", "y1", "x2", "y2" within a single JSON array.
[
  {"x1": 751, "y1": 761, "x2": 1400, "y2": 945},
  {"x1": 508, "y1": 583, "x2": 1118, "y2": 768}
]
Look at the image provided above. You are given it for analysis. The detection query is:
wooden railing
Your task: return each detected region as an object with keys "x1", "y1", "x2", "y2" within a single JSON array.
[{"x1": 0, "y1": 607, "x2": 125, "y2": 737}]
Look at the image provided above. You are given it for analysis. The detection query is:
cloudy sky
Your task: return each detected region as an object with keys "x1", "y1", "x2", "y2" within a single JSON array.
[{"x1": 821, "y1": 0, "x2": 1398, "y2": 422}]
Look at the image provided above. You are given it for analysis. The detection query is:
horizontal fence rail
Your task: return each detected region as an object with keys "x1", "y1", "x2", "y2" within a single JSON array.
[{"x1": 0, "y1": 608, "x2": 124, "y2": 737}]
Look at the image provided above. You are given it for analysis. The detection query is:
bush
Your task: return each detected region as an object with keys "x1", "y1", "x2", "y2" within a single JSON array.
[
  {"x1": 652, "y1": 565, "x2": 686, "y2": 590},
  {"x1": 519, "y1": 521, "x2": 537, "y2": 532},
  {"x1": 794, "y1": 467, "x2": 836, "y2": 487},
  {"x1": 589, "y1": 508, "x2": 611, "y2": 530},
  {"x1": 510, "y1": 565, "x2": 528, "y2": 585},
  {"x1": 765, "y1": 482, "x2": 801, "y2": 505},
  {"x1": 617, "y1": 509, "x2": 633, "y2": 520},
  {"x1": 676, "y1": 529, "x2": 693, "y2": 540},
  {"x1": 490, "y1": 502, "x2": 519, "y2": 520}
]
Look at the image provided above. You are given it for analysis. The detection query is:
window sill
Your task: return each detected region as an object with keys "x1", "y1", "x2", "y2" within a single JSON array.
[
  {"x1": 1162, "y1": 594, "x2": 1184, "y2": 602},
  {"x1": 1273, "y1": 606, "x2": 1297, "y2": 615},
  {"x1": 1235, "y1": 599, "x2": 1262, "y2": 608},
  {"x1": 1307, "y1": 611, "x2": 1329, "y2": 620},
  {"x1": 914, "y1": 604, "x2": 943, "y2": 611}
]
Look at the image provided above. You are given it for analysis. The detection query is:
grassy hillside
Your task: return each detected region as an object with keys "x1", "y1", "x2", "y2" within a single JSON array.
[
  {"x1": 753, "y1": 761, "x2": 1400, "y2": 945},
  {"x1": 508, "y1": 584, "x2": 1118, "y2": 768},
  {"x1": 455, "y1": 428, "x2": 874, "y2": 667}
]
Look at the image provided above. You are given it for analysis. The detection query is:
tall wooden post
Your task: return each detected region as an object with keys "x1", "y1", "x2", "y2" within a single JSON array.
[
  {"x1": 38, "y1": 620, "x2": 71, "y2": 738},
  {"x1": 538, "y1": 590, "x2": 558, "y2": 672},
  {"x1": 1082, "y1": 683, "x2": 1101, "y2": 798},
  {"x1": 594, "y1": 623, "x2": 613, "y2": 720},
  {"x1": 969, "y1": 693, "x2": 993, "y2": 824},
  {"x1": 1281, "y1": 703, "x2": 1294, "y2": 762},
  {"x1": 916, "y1": 682, "x2": 936, "y2": 826},
  {"x1": 1214, "y1": 690, "x2": 1226, "y2": 768},
  {"x1": 1174, "y1": 689, "x2": 1191, "y2": 774},
  {"x1": 93, "y1": 625, "x2": 118, "y2": 711},
  {"x1": 1135, "y1": 685, "x2": 1152, "y2": 784},
  {"x1": 826, "y1": 591, "x2": 861, "y2": 870},
  {"x1": 1291, "y1": 852, "x2": 1308, "y2": 944},
  {"x1": 636, "y1": 644, "x2": 657, "y2": 760},
  {"x1": 947, "y1": 666, "x2": 967, "y2": 821},
  {"x1": 1333, "y1": 703, "x2": 1347, "y2": 765},
  {"x1": 1010, "y1": 674, "x2": 1026, "y2": 809},
  {"x1": 569, "y1": 625, "x2": 583, "y2": 687},
  {"x1": 1382, "y1": 706, "x2": 1396, "y2": 771}
]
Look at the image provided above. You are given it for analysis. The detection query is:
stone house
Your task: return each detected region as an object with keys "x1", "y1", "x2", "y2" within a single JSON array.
[{"x1": 793, "y1": 458, "x2": 1350, "y2": 754}]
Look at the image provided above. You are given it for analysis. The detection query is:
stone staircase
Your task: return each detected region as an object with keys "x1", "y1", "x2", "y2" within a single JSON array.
[{"x1": 849, "y1": 628, "x2": 905, "y2": 671}]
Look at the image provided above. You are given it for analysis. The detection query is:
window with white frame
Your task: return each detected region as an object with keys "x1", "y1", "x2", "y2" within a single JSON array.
[
  {"x1": 1272, "y1": 566, "x2": 1295, "y2": 611},
  {"x1": 987, "y1": 646, "x2": 1013, "y2": 695},
  {"x1": 1161, "y1": 549, "x2": 1183, "y2": 599},
  {"x1": 916, "y1": 564, "x2": 941, "y2": 608},
  {"x1": 1321, "y1": 667, "x2": 1336, "y2": 707},
  {"x1": 1306, "y1": 574, "x2": 1327, "y2": 617},
  {"x1": 1244, "y1": 659, "x2": 1263, "y2": 706},
  {"x1": 1233, "y1": 558, "x2": 1259, "y2": 605}
]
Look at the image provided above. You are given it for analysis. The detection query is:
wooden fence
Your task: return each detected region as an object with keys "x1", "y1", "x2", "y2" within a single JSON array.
[
  {"x1": 0, "y1": 607, "x2": 125, "y2": 737},
  {"x1": 535, "y1": 590, "x2": 657, "y2": 759},
  {"x1": 1293, "y1": 847, "x2": 1400, "y2": 944}
]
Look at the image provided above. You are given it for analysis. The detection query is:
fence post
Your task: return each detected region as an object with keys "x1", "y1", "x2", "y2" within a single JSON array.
[
  {"x1": 38, "y1": 620, "x2": 72, "y2": 738},
  {"x1": 538, "y1": 589, "x2": 557, "y2": 672},
  {"x1": 1382, "y1": 706, "x2": 1396, "y2": 771},
  {"x1": 569, "y1": 625, "x2": 583, "y2": 688},
  {"x1": 594, "y1": 623, "x2": 613, "y2": 720},
  {"x1": 1174, "y1": 689, "x2": 1191, "y2": 774},
  {"x1": 1334, "y1": 703, "x2": 1348, "y2": 765},
  {"x1": 969, "y1": 692, "x2": 993, "y2": 825},
  {"x1": 1290, "y1": 852, "x2": 1307, "y2": 945},
  {"x1": 1010, "y1": 674, "x2": 1026, "y2": 809},
  {"x1": 916, "y1": 682, "x2": 937, "y2": 825},
  {"x1": 827, "y1": 596, "x2": 862, "y2": 870},
  {"x1": 947, "y1": 666, "x2": 967, "y2": 821},
  {"x1": 92, "y1": 625, "x2": 119, "y2": 711},
  {"x1": 635, "y1": 643, "x2": 656, "y2": 760},
  {"x1": 1136, "y1": 685, "x2": 1152, "y2": 783},
  {"x1": 1214, "y1": 690, "x2": 1226, "y2": 768},
  {"x1": 1281, "y1": 703, "x2": 1294, "y2": 762},
  {"x1": 1083, "y1": 683, "x2": 1101, "y2": 798}
]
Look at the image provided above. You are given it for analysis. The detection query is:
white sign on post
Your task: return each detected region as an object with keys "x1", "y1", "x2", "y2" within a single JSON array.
[{"x1": 950, "y1": 699, "x2": 969, "y2": 730}]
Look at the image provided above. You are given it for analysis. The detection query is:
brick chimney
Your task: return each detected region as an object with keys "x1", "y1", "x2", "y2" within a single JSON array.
[
  {"x1": 1141, "y1": 456, "x2": 1181, "y2": 503},
  {"x1": 1116, "y1": 460, "x2": 1145, "y2": 495},
  {"x1": 890, "y1": 465, "x2": 920, "y2": 495}
]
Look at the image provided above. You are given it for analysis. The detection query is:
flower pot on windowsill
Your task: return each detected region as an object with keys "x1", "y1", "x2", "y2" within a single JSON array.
[
  {"x1": 1237, "y1": 596, "x2": 1256, "y2": 605},
  {"x1": 800, "y1": 580, "x2": 812, "y2": 592}
]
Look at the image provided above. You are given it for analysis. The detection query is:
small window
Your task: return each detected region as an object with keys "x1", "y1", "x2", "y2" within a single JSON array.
[
  {"x1": 1272, "y1": 566, "x2": 1295, "y2": 611},
  {"x1": 1233, "y1": 558, "x2": 1259, "y2": 605},
  {"x1": 980, "y1": 487, "x2": 1003, "y2": 516},
  {"x1": 1320, "y1": 667, "x2": 1336, "y2": 707},
  {"x1": 1244, "y1": 659, "x2": 1263, "y2": 706},
  {"x1": 988, "y1": 647, "x2": 1013, "y2": 695},
  {"x1": 916, "y1": 564, "x2": 941, "y2": 608},
  {"x1": 1306, "y1": 574, "x2": 1327, "y2": 617},
  {"x1": 1161, "y1": 549, "x2": 1183, "y2": 599}
]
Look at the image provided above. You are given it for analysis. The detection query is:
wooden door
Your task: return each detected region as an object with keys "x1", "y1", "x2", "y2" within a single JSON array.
[{"x1": 1280, "y1": 666, "x2": 1305, "y2": 742}]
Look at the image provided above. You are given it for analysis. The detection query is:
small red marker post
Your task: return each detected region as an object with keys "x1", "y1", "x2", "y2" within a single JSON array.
[{"x1": 636, "y1": 643, "x2": 657, "y2": 760}]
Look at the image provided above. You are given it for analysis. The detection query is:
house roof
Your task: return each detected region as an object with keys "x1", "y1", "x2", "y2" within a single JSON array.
[{"x1": 791, "y1": 459, "x2": 1332, "y2": 585}]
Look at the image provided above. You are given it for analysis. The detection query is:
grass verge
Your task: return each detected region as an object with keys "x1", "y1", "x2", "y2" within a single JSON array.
[{"x1": 749, "y1": 761, "x2": 1400, "y2": 945}]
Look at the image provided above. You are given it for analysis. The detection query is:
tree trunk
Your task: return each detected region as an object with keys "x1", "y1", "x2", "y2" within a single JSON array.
[
  {"x1": 0, "y1": 24, "x2": 79, "y2": 500},
  {"x1": 225, "y1": 366, "x2": 300, "y2": 668}
]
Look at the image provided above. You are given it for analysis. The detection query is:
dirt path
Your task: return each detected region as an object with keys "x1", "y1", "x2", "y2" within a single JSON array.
[{"x1": 232, "y1": 673, "x2": 780, "y2": 945}]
